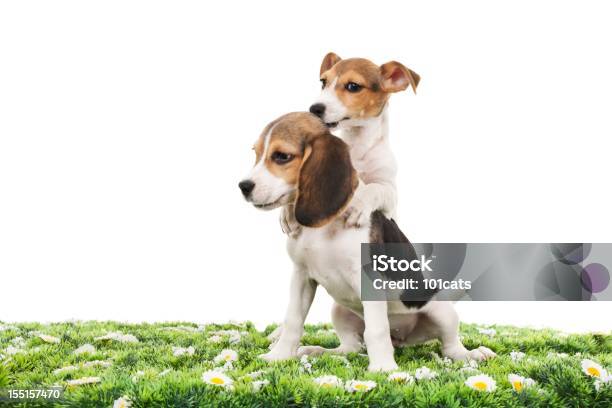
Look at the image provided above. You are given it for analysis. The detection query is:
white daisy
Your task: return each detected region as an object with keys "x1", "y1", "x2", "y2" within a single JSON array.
[
  {"x1": 82, "y1": 360, "x2": 112, "y2": 369},
  {"x1": 163, "y1": 325, "x2": 201, "y2": 333},
  {"x1": 202, "y1": 370, "x2": 233, "y2": 388},
  {"x1": 74, "y1": 344, "x2": 96, "y2": 355},
  {"x1": 208, "y1": 330, "x2": 244, "y2": 344},
  {"x1": 113, "y1": 396, "x2": 131, "y2": 408},
  {"x1": 508, "y1": 374, "x2": 536, "y2": 392},
  {"x1": 38, "y1": 334, "x2": 61, "y2": 344},
  {"x1": 388, "y1": 372, "x2": 414, "y2": 383},
  {"x1": 465, "y1": 374, "x2": 496, "y2": 392},
  {"x1": 463, "y1": 360, "x2": 479, "y2": 369},
  {"x1": 245, "y1": 370, "x2": 264, "y2": 379},
  {"x1": 477, "y1": 328, "x2": 496, "y2": 337},
  {"x1": 581, "y1": 359, "x2": 608, "y2": 379},
  {"x1": 345, "y1": 379, "x2": 376, "y2": 393},
  {"x1": 158, "y1": 369, "x2": 172, "y2": 377},
  {"x1": 594, "y1": 374, "x2": 611, "y2": 391},
  {"x1": 228, "y1": 320, "x2": 247, "y2": 328},
  {"x1": 53, "y1": 365, "x2": 78, "y2": 375},
  {"x1": 4, "y1": 345, "x2": 23, "y2": 355},
  {"x1": 313, "y1": 375, "x2": 343, "y2": 388},
  {"x1": 131, "y1": 370, "x2": 145, "y2": 382},
  {"x1": 11, "y1": 337, "x2": 26, "y2": 347},
  {"x1": 214, "y1": 349, "x2": 238, "y2": 364},
  {"x1": 299, "y1": 355, "x2": 314, "y2": 373},
  {"x1": 94, "y1": 332, "x2": 139, "y2": 343},
  {"x1": 252, "y1": 379, "x2": 270, "y2": 391},
  {"x1": 66, "y1": 376, "x2": 101, "y2": 386},
  {"x1": 172, "y1": 346, "x2": 195, "y2": 357},
  {"x1": 415, "y1": 366, "x2": 438, "y2": 380},
  {"x1": 510, "y1": 351, "x2": 526, "y2": 362},
  {"x1": 330, "y1": 355, "x2": 351, "y2": 367}
]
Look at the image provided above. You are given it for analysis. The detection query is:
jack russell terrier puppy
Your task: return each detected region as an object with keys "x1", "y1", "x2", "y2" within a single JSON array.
[
  {"x1": 280, "y1": 53, "x2": 418, "y2": 236},
  {"x1": 239, "y1": 112, "x2": 496, "y2": 372},
  {"x1": 274, "y1": 53, "x2": 421, "y2": 343}
]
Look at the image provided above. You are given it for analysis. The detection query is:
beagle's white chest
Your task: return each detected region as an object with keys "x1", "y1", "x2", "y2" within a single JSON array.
[{"x1": 287, "y1": 221, "x2": 370, "y2": 309}]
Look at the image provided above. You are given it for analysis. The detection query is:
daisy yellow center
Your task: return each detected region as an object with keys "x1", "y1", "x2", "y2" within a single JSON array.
[
  {"x1": 513, "y1": 381, "x2": 523, "y2": 391},
  {"x1": 322, "y1": 383, "x2": 333, "y2": 388},
  {"x1": 211, "y1": 377, "x2": 225, "y2": 385},
  {"x1": 225, "y1": 355, "x2": 232, "y2": 361},
  {"x1": 354, "y1": 383, "x2": 368, "y2": 390},
  {"x1": 587, "y1": 367, "x2": 601, "y2": 377},
  {"x1": 473, "y1": 381, "x2": 488, "y2": 391}
]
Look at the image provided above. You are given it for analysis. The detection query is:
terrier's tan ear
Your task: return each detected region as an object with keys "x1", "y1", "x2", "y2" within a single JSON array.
[
  {"x1": 380, "y1": 61, "x2": 420, "y2": 93},
  {"x1": 320, "y1": 52, "x2": 342, "y2": 76},
  {"x1": 295, "y1": 134, "x2": 357, "y2": 227}
]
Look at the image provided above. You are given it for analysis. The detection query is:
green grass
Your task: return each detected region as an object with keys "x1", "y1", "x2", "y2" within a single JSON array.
[{"x1": 1, "y1": 321, "x2": 611, "y2": 407}]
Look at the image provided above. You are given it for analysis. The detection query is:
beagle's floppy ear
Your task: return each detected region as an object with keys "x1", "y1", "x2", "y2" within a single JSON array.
[
  {"x1": 320, "y1": 52, "x2": 342, "y2": 75},
  {"x1": 380, "y1": 61, "x2": 420, "y2": 94},
  {"x1": 295, "y1": 134, "x2": 358, "y2": 227}
]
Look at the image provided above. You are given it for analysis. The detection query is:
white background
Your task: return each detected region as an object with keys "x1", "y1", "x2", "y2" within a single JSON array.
[{"x1": 1, "y1": 1, "x2": 611, "y2": 333}]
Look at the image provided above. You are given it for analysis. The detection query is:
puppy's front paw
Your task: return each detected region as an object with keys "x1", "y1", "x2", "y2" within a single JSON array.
[
  {"x1": 446, "y1": 345, "x2": 496, "y2": 362},
  {"x1": 343, "y1": 199, "x2": 371, "y2": 228},
  {"x1": 367, "y1": 360, "x2": 399, "y2": 372},
  {"x1": 297, "y1": 345, "x2": 327, "y2": 357},
  {"x1": 465, "y1": 346, "x2": 497, "y2": 361},
  {"x1": 259, "y1": 349, "x2": 295, "y2": 362}
]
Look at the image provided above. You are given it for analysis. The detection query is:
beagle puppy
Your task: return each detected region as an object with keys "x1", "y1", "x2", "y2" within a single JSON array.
[{"x1": 239, "y1": 112, "x2": 495, "y2": 372}]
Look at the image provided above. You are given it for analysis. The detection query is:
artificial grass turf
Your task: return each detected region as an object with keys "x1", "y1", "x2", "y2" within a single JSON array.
[{"x1": 0, "y1": 321, "x2": 610, "y2": 407}]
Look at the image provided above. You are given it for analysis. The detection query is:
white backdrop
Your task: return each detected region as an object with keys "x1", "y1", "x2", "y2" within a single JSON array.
[{"x1": 1, "y1": 1, "x2": 611, "y2": 333}]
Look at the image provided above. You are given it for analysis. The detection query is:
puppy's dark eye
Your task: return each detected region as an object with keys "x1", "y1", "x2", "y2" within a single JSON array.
[
  {"x1": 320, "y1": 78, "x2": 327, "y2": 89},
  {"x1": 271, "y1": 151, "x2": 294, "y2": 164},
  {"x1": 345, "y1": 82, "x2": 362, "y2": 92}
]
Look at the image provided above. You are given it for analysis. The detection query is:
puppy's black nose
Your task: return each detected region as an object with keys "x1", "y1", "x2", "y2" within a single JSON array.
[
  {"x1": 238, "y1": 180, "x2": 255, "y2": 197},
  {"x1": 309, "y1": 103, "x2": 326, "y2": 118}
]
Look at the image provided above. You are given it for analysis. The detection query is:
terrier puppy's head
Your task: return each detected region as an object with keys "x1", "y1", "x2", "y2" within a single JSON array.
[{"x1": 310, "y1": 53, "x2": 420, "y2": 129}]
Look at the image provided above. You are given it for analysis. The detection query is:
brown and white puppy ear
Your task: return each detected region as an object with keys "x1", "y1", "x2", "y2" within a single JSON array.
[
  {"x1": 380, "y1": 61, "x2": 420, "y2": 94},
  {"x1": 320, "y1": 52, "x2": 342, "y2": 75},
  {"x1": 295, "y1": 134, "x2": 358, "y2": 227}
]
